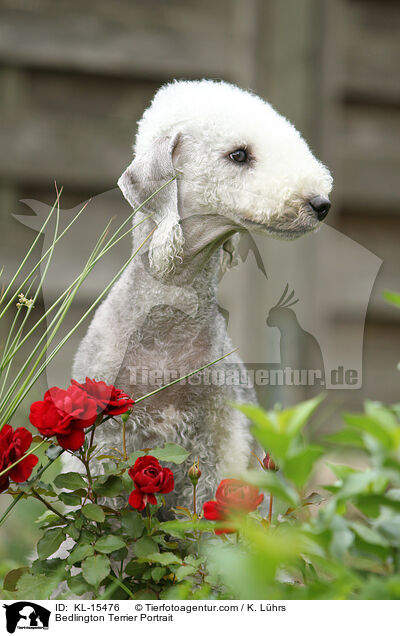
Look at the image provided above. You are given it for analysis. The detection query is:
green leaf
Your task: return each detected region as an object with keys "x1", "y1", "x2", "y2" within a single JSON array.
[
  {"x1": 92, "y1": 475, "x2": 123, "y2": 497},
  {"x1": 330, "y1": 517, "x2": 354, "y2": 559},
  {"x1": 82, "y1": 554, "x2": 110, "y2": 587},
  {"x1": 281, "y1": 395, "x2": 324, "y2": 437},
  {"x1": 151, "y1": 443, "x2": 190, "y2": 464},
  {"x1": 13, "y1": 571, "x2": 61, "y2": 600},
  {"x1": 37, "y1": 527, "x2": 65, "y2": 559},
  {"x1": 343, "y1": 413, "x2": 395, "y2": 449},
  {"x1": 3, "y1": 567, "x2": 29, "y2": 591},
  {"x1": 327, "y1": 463, "x2": 357, "y2": 480},
  {"x1": 54, "y1": 471, "x2": 87, "y2": 490},
  {"x1": 336, "y1": 470, "x2": 383, "y2": 501},
  {"x1": 67, "y1": 543, "x2": 95, "y2": 565},
  {"x1": 127, "y1": 451, "x2": 145, "y2": 464},
  {"x1": 59, "y1": 491, "x2": 82, "y2": 506},
  {"x1": 68, "y1": 573, "x2": 94, "y2": 595},
  {"x1": 184, "y1": 554, "x2": 203, "y2": 567},
  {"x1": 325, "y1": 428, "x2": 365, "y2": 448},
  {"x1": 174, "y1": 564, "x2": 197, "y2": 582},
  {"x1": 133, "y1": 536, "x2": 159, "y2": 558},
  {"x1": 142, "y1": 552, "x2": 181, "y2": 566},
  {"x1": 66, "y1": 523, "x2": 80, "y2": 541},
  {"x1": 284, "y1": 445, "x2": 324, "y2": 489},
  {"x1": 121, "y1": 509, "x2": 145, "y2": 539},
  {"x1": 35, "y1": 510, "x2": 60, "y2": 527},
  {"x1": 151, "y1": 567, "x2": 167, "y2": 583},
  {"x1": 125, "y1": 560, "x2": 147, "y2": 577},
  {"x1": 348, "y1": 521, "x2": 389, "y2": 547},
  {"x1": 81, "y1": 503, "x2": 105, "y2": 522},
  {"x1": 31, "y1": 559, "x2": 64, "y2": 576},
  {"x1": 158, "y1": 519, "x2": 217, "y2": 537},
  {"x1": 94, "y1": 535, "x2": 126, "y2": 554}
]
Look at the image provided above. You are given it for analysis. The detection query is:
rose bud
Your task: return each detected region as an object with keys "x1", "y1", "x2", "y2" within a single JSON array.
[
  {"x1": 263, "y1": 453, "x2": 278, "y2": 471},
  {"x1": 188, "y1": 460, "x2": 201, "y2": 486}
]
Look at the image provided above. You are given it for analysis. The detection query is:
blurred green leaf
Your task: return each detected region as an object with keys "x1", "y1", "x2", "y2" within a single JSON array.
[
  {"x1": 3, "y1": 567, "x2": 29, "y2": 591},
  {"x1": 383, "y1": 290, "x2": 400, "y2": 307},
  {"x1": 343, "y1": 412, "x2": 398, "y2": 449},
  {"x1": 284, "y1": 445, "x2": 324, "y2": 489},
  {"x1": 348, "y1": 521, "x2": 389, "y2": 547},
  {"x1": 325, "y1": 428, "x2": 365, "y2": 447}
]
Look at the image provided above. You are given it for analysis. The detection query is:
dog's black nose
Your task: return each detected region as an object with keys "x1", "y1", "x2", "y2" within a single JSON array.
[{"x1": 309, "y1": 195, "x2": 331, "y2": 221}]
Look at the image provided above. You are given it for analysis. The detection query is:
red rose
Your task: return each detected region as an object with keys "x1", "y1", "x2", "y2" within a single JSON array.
[
  {"x1": 203, "y1": 478, "x2": 264, "y2": 534},
  {"x1": 128, "y1": 455, "x2": 174, "y2": 511},
  {"x1": 29, "y1": 384, "x2": 97, "y2": 451},
  {"x1": 71, "y1": 377, "x2": 134, "y2": 416},
  {"x1": 0, "y1": 425, "x2": 38, "y2": 492}
]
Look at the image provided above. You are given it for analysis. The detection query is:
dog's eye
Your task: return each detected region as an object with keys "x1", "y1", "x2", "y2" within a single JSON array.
[{"x1": 229, "y1": 149, "x2": 248, "y2": 163}]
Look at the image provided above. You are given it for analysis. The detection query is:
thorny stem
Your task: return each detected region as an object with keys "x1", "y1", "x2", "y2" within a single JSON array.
[{"x1": 31, "y1": 488, "x2": 68, "y2": 522}]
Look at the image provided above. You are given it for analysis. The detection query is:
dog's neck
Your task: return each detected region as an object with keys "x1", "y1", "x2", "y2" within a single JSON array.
[{"x1": 133, "y1": 212, "x2": 241, "y2": 289}]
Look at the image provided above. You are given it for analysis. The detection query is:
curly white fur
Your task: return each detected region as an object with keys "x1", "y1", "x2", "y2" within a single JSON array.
[{"x1": 71, "y1": 79, "x2": 332, "y2": 510}]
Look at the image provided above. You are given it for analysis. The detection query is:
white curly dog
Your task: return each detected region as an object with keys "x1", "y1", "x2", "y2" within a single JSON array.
[{"x1": 72, "y1": 79, "x2": 332, "y2": 509}]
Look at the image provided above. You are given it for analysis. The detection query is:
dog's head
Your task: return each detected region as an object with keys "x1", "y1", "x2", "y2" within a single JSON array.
[{"x1": 118, "y1": 80, "x2": 333, "y2": 276}]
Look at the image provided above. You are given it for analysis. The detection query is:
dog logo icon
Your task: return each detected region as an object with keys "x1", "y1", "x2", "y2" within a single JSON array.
[{"x1": 3, "y1": 602, "x2": 50, "y2": 633}]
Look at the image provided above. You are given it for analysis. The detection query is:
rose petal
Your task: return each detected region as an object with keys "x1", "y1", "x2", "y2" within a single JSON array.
[
  {"x1": 56, "y1": 429, "x2": 85, "y2": 451},
  {"x1": 129, "y1": 488, "x2": 145, "y2": 511}
]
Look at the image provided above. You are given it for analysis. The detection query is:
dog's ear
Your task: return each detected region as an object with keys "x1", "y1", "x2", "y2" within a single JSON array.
[{"x1": 117, "y1": 133, "x2": 183, "y2": 276}]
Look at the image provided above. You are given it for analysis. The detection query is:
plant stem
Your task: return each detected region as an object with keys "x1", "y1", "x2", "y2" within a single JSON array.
[
  {"x1": 0, "y1": 492, "x2": 23, "y2": 526},
  {"x1": 31, "y1": 488, "x2": 68, "y2": 522},
  {"x1": 104, "y1": 574, "x2": 135, "y2": 600},
  {"x1": 122, "y1": 418, "x2": 127, "y2": 460},
  {"x1": 134, "y1": 348, "x2": 237, "y2": 404},
  {"x1": 268, "y1": 494, "x2": 274, "y2": 525},
  {"x1": 193, "y1": 483, "x2": 197, "y2": 517}
]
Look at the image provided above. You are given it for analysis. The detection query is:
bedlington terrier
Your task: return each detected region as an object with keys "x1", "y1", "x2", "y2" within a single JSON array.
[{"x1": 72, "y1": 79, "x2": 332, "y2": 509}]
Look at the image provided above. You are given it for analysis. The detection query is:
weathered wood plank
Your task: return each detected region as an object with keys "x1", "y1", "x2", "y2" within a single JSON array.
[
  {"x1": 0, "y1": 70, "x2": 162, "y2": 189},
  {"x1": 330, "y1": 104, "x2": 400, "y2": 210},
  {"x1": 343, "y1": 0, "x2": 400, "y2": 102},
  {"x1": 0, "y1": 0, "x2": 231, "y2": 77}
]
